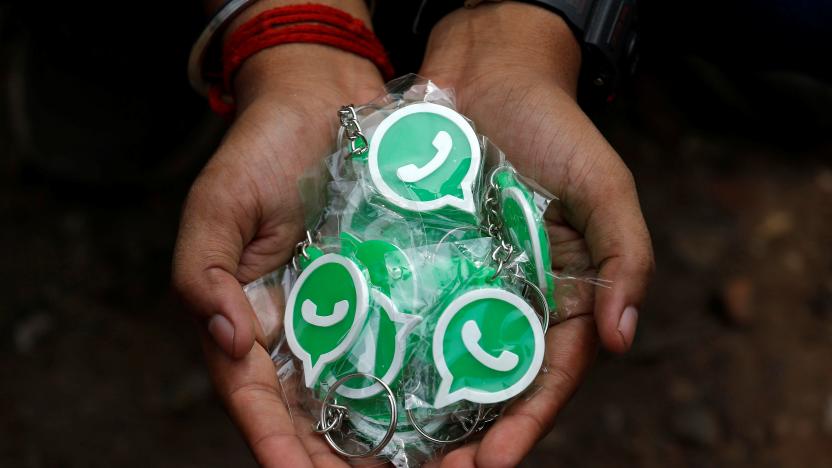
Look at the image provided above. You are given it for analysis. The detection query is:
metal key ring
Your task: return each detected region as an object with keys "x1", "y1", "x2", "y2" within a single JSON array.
[
  {"x1": 487, "y1": 164, "x2": 517, "y2": 188},
  {"x1": 318, "y1": 373, "x2": 398, "y2": 458},
  {"x1": 405, "y1": 404, "x2": 483, "y2": 444},
  {"x1": 517, "y1": 276, "x2": 551, "y2": 330}
]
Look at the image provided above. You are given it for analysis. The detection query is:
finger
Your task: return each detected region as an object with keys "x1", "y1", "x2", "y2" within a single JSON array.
[
  {"x1": 244, "y1": 273, "x2": 289, "y2": 348},
  {"x1": 475, "y1": 315, "x2": 597, "y2": 468},
  {"x1": 261, "y1": 355, "x2": 351, "y2": 468},
  {"x1": 551, "y1": 269, "x2": 596, "y2": 321},
  {"x1": 579, "y1": 164, "x2": 652, "y2": 354},
  {"x1": 301, "y1": 425, "x2": 351, "y2": 468},
  {"x1": 202, "y1": 333, "x2": 314, "y2": 468},
  {"x1": 173, "y1": 176, "x2": 260, "y2": 358},
  {"x1": 544, "y1": 220, "x2": 597, "y2": 320},
  {"x1": 547, "y1": 226, "x2": 591, "y2": 272},
  {"x1": 545, "y1": 126, "x2": 654, "y2": 353},
  {"x1": 433, "y1": 441, "x2": 479, "y2": 468}
]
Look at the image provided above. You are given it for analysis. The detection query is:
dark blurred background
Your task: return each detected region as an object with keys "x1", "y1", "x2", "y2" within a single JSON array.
[{"x1": 1, "y1": 1, "x2": 830, "y2": 466}]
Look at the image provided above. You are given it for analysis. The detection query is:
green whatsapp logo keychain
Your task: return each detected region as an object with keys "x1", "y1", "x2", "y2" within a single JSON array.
[
  {"x1": 328, "y1": 289, "x2": 421, "y2": 399},
  {"x1": 340, "y1": 184, "x2": 423, "y2": 249},
  {"x1": 368, "y1": 102, "x2": 482, "y2": 214},
  {"x1": 432, "y1": 288, "x2": 545, "y2": 408},
  {"x1": 279, "y1": 102, "x2": 556, "y2": 458},
  {"x1": 340, "y1": 231, "x2": 418, "y2": 304},
  {"x1": 317, "y1": 234, "x2": 422, "y2": 400},
  {"x1": 285, "y1": 253, "x2": 370, "y2": 387}
]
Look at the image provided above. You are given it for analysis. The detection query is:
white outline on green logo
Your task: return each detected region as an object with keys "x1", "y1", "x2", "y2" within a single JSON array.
[
  {"x1": 501, "y1": 186, "x2": 548, "y2": 295},
  {"x1": 285, "y1": 253, "x2": 369, "y2": 388},
  {"x1": 331, "y1": 289, "x2": 421, "y2": 399},
  {"x1": 432, "y1": 288, "x2": 545, "y2": 408},
  {"x1": 368, "y1": 102, "x2": 482, "y2": 214}
]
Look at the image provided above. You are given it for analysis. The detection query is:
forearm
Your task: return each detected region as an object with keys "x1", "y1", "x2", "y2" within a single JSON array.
[{"x1": 421, "y1": 2, "x2": 581, "y2": 101}]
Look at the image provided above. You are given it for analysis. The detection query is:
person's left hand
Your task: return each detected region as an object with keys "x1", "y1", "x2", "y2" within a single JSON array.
[
  {"x1": 172, "y1": 0, "x2": 386, "y2": 461},
  {"x1": 419, "y1": 4, "x2": 654, "y2": 466}
]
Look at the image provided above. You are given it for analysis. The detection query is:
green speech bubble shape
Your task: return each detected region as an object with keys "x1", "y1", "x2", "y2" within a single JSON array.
[
  {"x1": 339, "y1": 184, "x2": 428, "y2": 249},
  {"x1": 432, "y1": 288, "x2": 545, "y2": 408},
  {"x1": 368, "y1": 102, "x2": 481, "y2": 215},
  {"x1": 341, "y1": 232, "x2": 418, "y2": 300},
  {"x1": 285, "y1": 253, "x2": 369, "y2": 388}
]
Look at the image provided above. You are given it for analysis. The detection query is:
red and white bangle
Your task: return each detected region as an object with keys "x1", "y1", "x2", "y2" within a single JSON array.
[
  {"x1": 189, "y1": 3, "x2": 394, "y2": 118},
  {"x1": 188, "y1": 0, "x2": 262, "y2": 97}
]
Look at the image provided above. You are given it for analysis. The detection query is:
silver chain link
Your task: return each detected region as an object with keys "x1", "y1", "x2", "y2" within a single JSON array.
[
  {"x1": 291, "y1": 230, "x2": 314, "y2": 272},
  {"x1": 483, "y1": 180, "x2": 522, "y2": 282},
  {"x1": 313, "y1": 403, "x2": 350, "y2": 434},
  {"x1": 484, "y1": 172, "x2": 549, "y2": 325},
  {"x1": 338, "y1": 105, "x2": 369, "y2": 159}
]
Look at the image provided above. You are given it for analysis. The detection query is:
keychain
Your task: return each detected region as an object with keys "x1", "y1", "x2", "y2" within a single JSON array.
[
  {"x1": 491, "y1": 167, "x2": 558, "y2": 311},
  {"x1": 280, "y1": 96, "x2": 557, "y2": 459}
]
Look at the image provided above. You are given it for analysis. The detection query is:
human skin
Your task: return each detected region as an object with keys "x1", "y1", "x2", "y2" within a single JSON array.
[{"x1": 173, "y1": 1, "x2": 653, "y2": 467}]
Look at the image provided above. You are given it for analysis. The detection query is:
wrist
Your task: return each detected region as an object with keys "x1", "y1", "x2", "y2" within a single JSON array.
[
  {"x1": 223, "y1": 0, "x2": 382, "y2": 110},
  {"x1": 233, "y1": 44, "x2": 382, "y2": 111},
  {"x1": 421, "y1": 2, "x2": 581, "y2": 102}
]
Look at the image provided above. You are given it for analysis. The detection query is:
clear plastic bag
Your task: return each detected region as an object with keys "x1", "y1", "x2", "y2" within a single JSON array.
[{"x1": 242, "y1": 75, "x2": 585, "y2": 466}]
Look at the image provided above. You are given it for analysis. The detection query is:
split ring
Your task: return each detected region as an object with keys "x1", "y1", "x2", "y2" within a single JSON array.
[
  {"x1": 318, "y1": 372, "x2": 398, "y2": 458},
  {"x1": 405, "y1": 404, "x2": 483, "y2": 445},
  {"x1": 518, "y1": 276, "x2": 551, "y2": 330}
]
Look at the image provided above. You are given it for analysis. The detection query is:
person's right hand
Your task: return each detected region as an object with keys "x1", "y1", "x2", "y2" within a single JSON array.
[
  {"x1": 417, "y1": 4, "x2": 654, "y2": 466},
  {"x1": 172, "y1": 31, "x2": 384, "y2": 466}
]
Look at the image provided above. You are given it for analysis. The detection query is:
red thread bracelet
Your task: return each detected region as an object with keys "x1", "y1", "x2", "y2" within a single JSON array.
[
  {"x1": 231, "y1": 4, "x2": 373, "y2": 43},
  {"x1": 224, "y1": 5, "x2": 393, "y2": 83},
  {"x1": 211, "y1": 4, "x2": 393, "y2": 118},
  {"x1": 223, "y1": 25, "x2": 389, "y2": 91},
  {"x1": 227, "y1": 16, "x2": 381, "y2": 67}
]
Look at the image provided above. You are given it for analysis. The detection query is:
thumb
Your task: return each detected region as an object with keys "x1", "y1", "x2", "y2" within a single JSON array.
[
  {"x1": 173, "y1": 182, "x2": 259, "y2": 358},
  {"x1": 555, "y1": 136, "x2": 654, "y2": 353}
]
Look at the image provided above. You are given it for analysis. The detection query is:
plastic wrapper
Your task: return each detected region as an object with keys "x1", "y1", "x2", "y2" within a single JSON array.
[{"x1": 242, "y1": 76, "x2": 601, "y2": 466}]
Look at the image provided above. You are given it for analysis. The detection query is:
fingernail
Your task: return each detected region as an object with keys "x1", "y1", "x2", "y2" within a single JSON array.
[
  {"x1": 208, "y1": 315, "x2": 235, "y2": 353},
  {"x1": 617, "y1": 306, "x2": 639, "y2": 351}
]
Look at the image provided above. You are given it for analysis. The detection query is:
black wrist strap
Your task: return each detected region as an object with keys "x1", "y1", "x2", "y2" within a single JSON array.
[{"x1": 465, "y1": 0, "x2": 595, "y2": 40}]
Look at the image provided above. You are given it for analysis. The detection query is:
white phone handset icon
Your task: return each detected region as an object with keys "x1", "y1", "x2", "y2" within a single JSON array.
[
  {"x1": 301, "y1": 299, "x2": 350, "y2": 327},
  {"x1": 396, "y1": 131, "x2": 452, "y2": 183},
  {"x1": 461, "y1": 320, "x2": 519, "y2": 372}
]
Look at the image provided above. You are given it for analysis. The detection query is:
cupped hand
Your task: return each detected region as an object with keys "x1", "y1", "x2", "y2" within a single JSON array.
[
  {"x1": 420, "y1": 4, "x2": 654, "y2": 466},
  {"x1": 172, "y1": 40, "x2": 384, "y2": 466}
]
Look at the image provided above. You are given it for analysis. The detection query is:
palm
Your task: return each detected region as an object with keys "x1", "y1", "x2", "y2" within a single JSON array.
[{"x1": 201, "y1": 97, "x2": 352, "y2": 285}]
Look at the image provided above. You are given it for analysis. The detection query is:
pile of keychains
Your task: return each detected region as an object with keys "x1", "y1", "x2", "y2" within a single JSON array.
[{"x1": 279, "y1": 89, "x2": 559, "y2": 462}]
